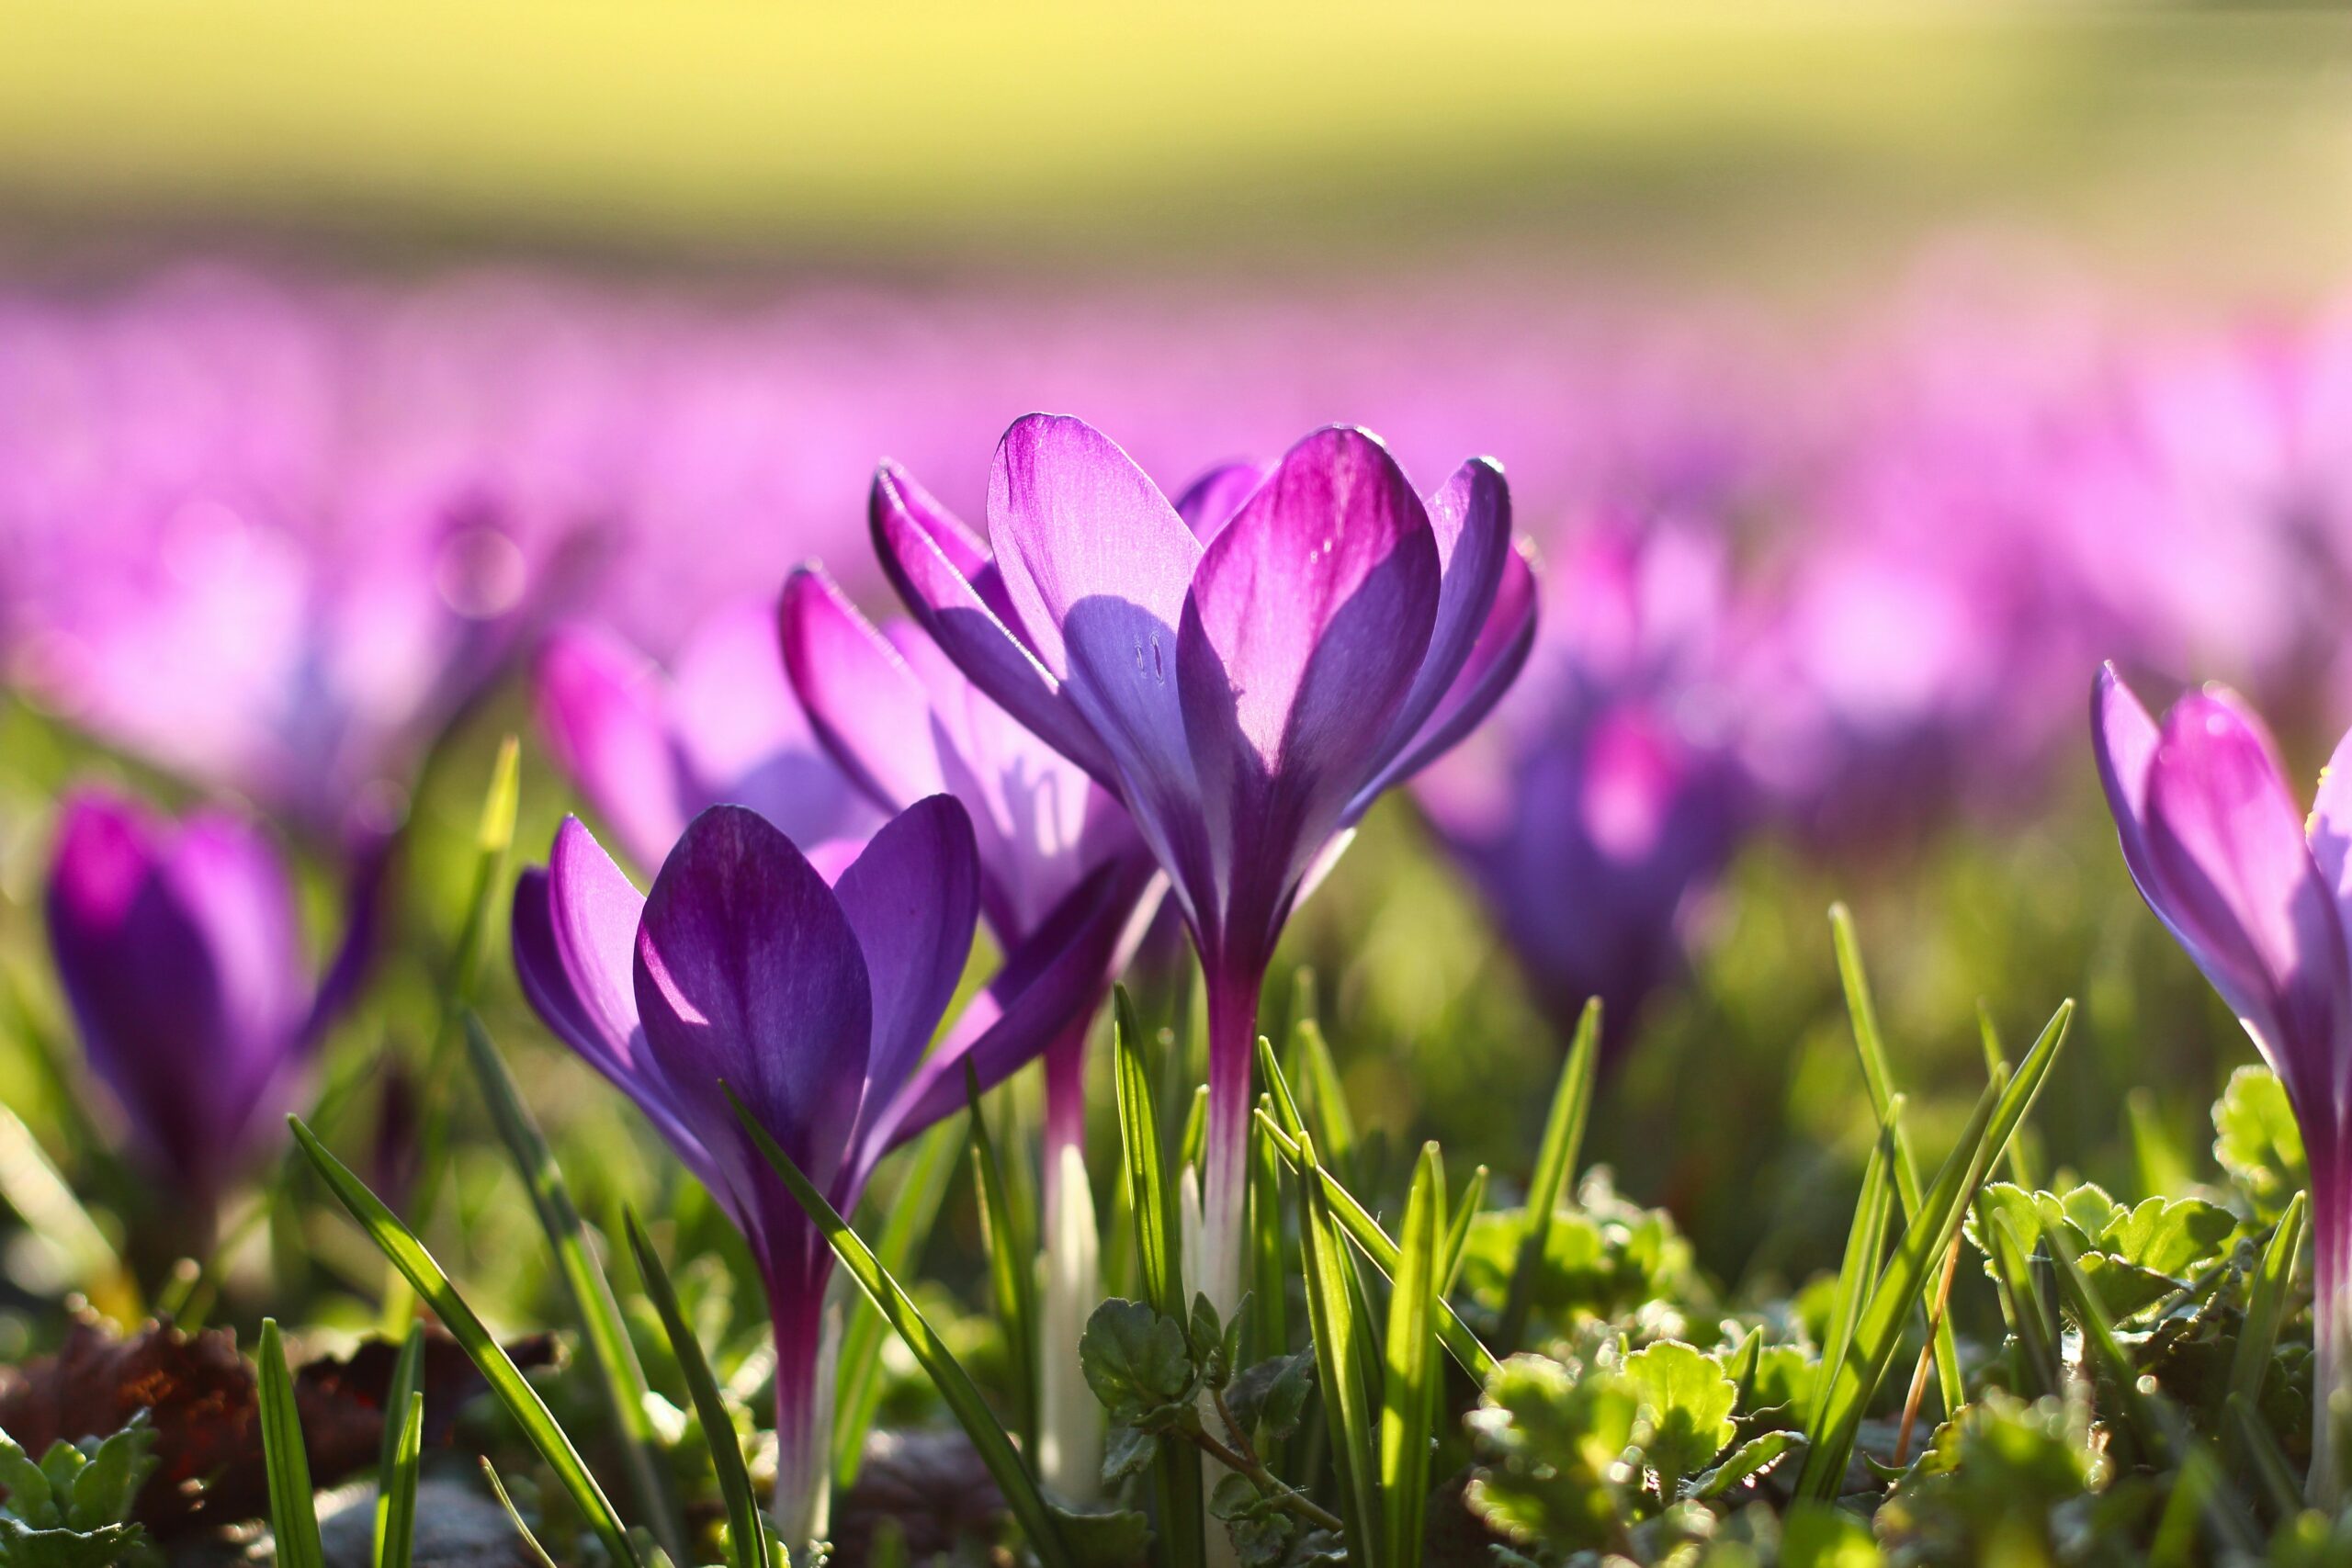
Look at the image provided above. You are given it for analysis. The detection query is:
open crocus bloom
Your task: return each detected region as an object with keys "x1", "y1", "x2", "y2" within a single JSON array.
[
  {"x1": 2092, "y1": 663, "x2": 2352, "y2": 1503},
  {"x1": 873, "y1": 414, "x2": 1536, "y2": 1309},
  {"x1": 781, "y1": 558, "x2": 1162, "y2": 1497},
  {"x1": 512, "y1": 796, "x2": 1126, "y2": 1545},
  {"x1": 45, "y1": 789, "x2": 374, "y2": 1219},
  {"x1": 534, "y1": 598, "x2": 881, "y2": 872}
]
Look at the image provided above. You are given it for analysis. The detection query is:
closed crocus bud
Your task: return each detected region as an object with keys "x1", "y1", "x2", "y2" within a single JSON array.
[{"x1": 44, "y1": 790, "x2": 370, "y2": 1214}]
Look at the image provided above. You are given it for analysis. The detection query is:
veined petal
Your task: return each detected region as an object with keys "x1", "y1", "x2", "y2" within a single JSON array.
[
  {"x1": 533, "y1": 625, "x2": 688, "y2": 872},
  {"x1": 1177, "y1": 425, "x2": 1441, "y2": 958},
  {"x1": 829, "y1": 795, "x2": 980, "y2": 1124},
  {"x1": 2143, "y1": 689, "x2": 2350, "y2": 1095},
  {"x1": 634, "y1": 806, "x2": 872, "y2": 1196},
  {"x1": 1173, "y1": 460, "x2": 1268, "y2": 543},
  {"x1": 873, "y1": 459, "x2": 1119, "y2": 784},
  {"x1": 1348, "y1": 533, "x2": 1540, "y2": 818},
  {"x1": 779, "y1": 565, "x2": 947, "y2": 811},
  {"x1": 2092, "y1": 663, "x2": 2169, "y2": 916},
  {"x1": 875, "y1": 458, "x2": 1012, "y2": 623}
]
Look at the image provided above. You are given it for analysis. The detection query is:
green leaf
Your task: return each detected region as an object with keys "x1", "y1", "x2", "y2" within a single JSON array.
[
  {"x1": 256, "y1": 1321, "x2": 323, "y2": 1568},
  {"x1": 1621, "y1": 1340, "x2": 1736, "y2": 1496},
  {"x1": 1248, "y1": 1095, "x2": 1291, "y2": 1368},
  {"x1": 1112, "y1": 986, "x2": 1204, "y2": 1568},
  {"x1": 1379, "y1": 1142, "x2": 1446, "y2": 1568},
  {"x1": 1080, "y1": 1300, "x2": 1197, "y2": 1422},
  {"x1": 1682, "y1": 1429, "x2": 1800, "y2": 1500},
  {"x1": 1252, "y1": 1106, "x2": 1498, "y2": 1384},
  {"x1": 2214, "y1": 1066, "x2": 2307, "y2": 1221},
  {"x1": 726, "y1": 1087, "x2": 1076, "y2": 1568},
  {"x1": 1498, "y1": 997, "x2": 1599, "y2": 1353},
  {"x1": 479, "y1": 1459, "x2": 563, "y2": 1568},
  {"x1": 1463, "y1": 1353, "x2": 1635, "y2": 1552},
  {"x1": 464, "y1": 1015, "x2": 681, "y2": 1562},
  {"x1": 2224, "y1": 1190, "x2": 2307, "y2": 1473},
  {"x1": 1781, "y1": 1501, "x2": 1883, "y2": 1566},
  {"x1": 834, "y1": 1111, "x2": 962, "y2": 1487},
  {"x1": 62, "y1": 1415, "x2": 153, "y2": 1531},
  {"x1": 288, "y1": 1117, "x2": 644, "y2": 1568},
  {"x1": 1102, "y1": 1422, "x2": 1158, "y2": 1485},
  {"x1": 1049, "y1": 1498, "x2": 1153, "y2": 1568},
  {"x1": 0, "y1": 1428, "x2": 53, "y2": 1524},
  {"x1": 2109, "y1": 1193, "x2": 2237, "y2": 1276},
  {"x1": 373, "y1": 1322, "x2": 424, "y2": 1568},
  {"x1": 1830, "y1": 905, "x2": 1964, "y2": 1420},
  {"x1": 626, "y1": 1213, "x2": 773, "y2": 1568},
  {"x1": 1794, "y1": 996, "x2": 2070, "y2": 1502},
  {"x1": 0, "y1": 1514, "x2": 154, "y2": 1568},
  {"x1": 1295, "y1": 1131, "x2": 1381, "y2": 1566},
  {"x1": 1228, "y1": 1352, "x2": 1317, "y2": 1451},
  {"x1": 967, "y1": 1064, "x2": 1039, "y2": 1457}
]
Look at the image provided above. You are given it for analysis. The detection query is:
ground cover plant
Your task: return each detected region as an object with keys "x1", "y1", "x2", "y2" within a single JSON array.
[{"x1": 9, "y1": 297, "x2": 2352, "y2": 1568}]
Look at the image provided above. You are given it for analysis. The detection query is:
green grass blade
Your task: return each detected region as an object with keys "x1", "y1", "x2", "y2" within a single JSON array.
[
  {"x1": 373, "y1": 1323, "x2": 425, "y2": 1568},
  {"x1": 464, "y1": 1015, "x2": 682, "y2": 1562},
  {"x1": 1380, "y1": 1143, "x2": 1445, "y2": 1568},
  {"x1": 1297, "y1": 1132, "x2": 1381, "y2": 1564},
  {"x1": 1112, "y1": 987, "x2": 1204, "y2": 1568},
  {"x1": 1255, "y1": 1032, "x2": 1306, "y2": 1142},
  {"x1": 480, "y1": 1459, "x2": 563, "y2": 1568},
  {"x1": 1295, "y1": 1014, "x2": 1357, "y2": 1177},
  {"x1": 2223, "y1": 1190, "x2": 2307, "y2": 1466},
  {"x1": 627, "y1": 1213, "x2": 773, "y2": 1568},
  {"x1": 2227, "y1": 1392, "x2": 2305, "y2": 1519},
  {"x1": 1498, "y1": 997, "x2": 1599, "y2": 1352},
  {"x1": 1255, "y1": 1108, "x2": 1498, "y2": 1383},
  {"x1": 967, "y1": 1065, "x2": 1039, "y2": 1457},
  {"x1": 257, "y1": 1320, "x2": 324, "y2": 1568},
  {"x1": 725, "y1": 1089, "x2": 1077, "y2": 1568},
  {"x1": 1975, "y1": 1002, "x2": 2037, "y2": 1190},
  {"x1": 1976, "y1": 1201, "x2": 2060, "y2": 1399},
  {"x1": 1828, "y1": 906, "x2": 1964, "y2": 1418},
  {"x1": 1249, "y1": 1095, "x2": 1290, "y2": 1366},
  {"x1": 1794, "y1": 1065, "x2": 2011, "y2": 1500},
  {"x1": 1442, "y1": 1165, "x2": 1486, "y2": 1296},
  {"x1": 834, "y1": 1113, "x2": 963, "y2": 1486},
  {"x1": 288, "y1": 1117, "x2": 644, "y2": 1568},
  {"x1": 1809, "y1": 1097, "x2": 1899, "y2": 1429},
  {"x1": 1179, "y1": 1082, "x2": 1209, "y2": 1178}
]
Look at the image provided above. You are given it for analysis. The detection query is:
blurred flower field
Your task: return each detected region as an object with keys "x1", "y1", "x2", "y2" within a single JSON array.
[{"x1": 2, "y1": 9, "x2": 2352, "y2": 1558}]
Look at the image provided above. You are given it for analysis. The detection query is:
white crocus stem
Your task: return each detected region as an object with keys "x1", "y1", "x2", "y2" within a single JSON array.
[
  {"x1": 1038, "y1": 1140, "x2": 1104, "y2": 1501},
  {"x1": 1179, "y1": 1166, "x2": 1243, "y2": 1568}
]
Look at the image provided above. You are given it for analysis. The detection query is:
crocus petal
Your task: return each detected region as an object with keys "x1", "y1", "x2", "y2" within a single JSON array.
[
  {"x1": 780, "y1": 565, "x2": 948, "y2": 811},
  {"x1": 2142, "y1": 689, "x2": 2349, "y2": 1096},
  {"x1": 1172, "y1": 461, "x2": 1267, "y2": 543},
  {"x1": 1358, "y1": 458, "x2": 1514, "y2": 776},
  {"x1": 534, "y1": 626, "x2": 688, "y2": 871},
  {"x1": 2313, "y1": 721, "x2": 2352, "y2": 948},
  {"x1": 875, "y1": 458, "x2": 1012, "y2": 624},
  {"x1": 1177, "y1": 425, "x2": 1442, "y2": 952},
  {"x1": 872, "y1": 459, "x2": 1119, "y2": 785},
  {"x1": 861, "y1": 854, "x2": 1150, "y2": 1172},
  {"x1": 634, "y1": 805, "x2": 873, "y2": 1194},
  {"x1": 828, "y1": 795, "x2": 980, "y2": 1128},
  {"x1": 1350, "y1": 532, "x2": 1541, "y2": 818},
  {"x1": 2092, "y1": 663, "x2": 2171, "y2": 917}
]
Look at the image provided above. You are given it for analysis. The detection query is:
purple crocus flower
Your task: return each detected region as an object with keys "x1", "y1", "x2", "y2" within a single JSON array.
[
  {"x1": 44, "y1": 788, "x2": 373, "y2": 1223},
  {"x1": 534, "y1": 599, "x2": 882, "y2": 871},
  {"x1": 780, "y1": 557, "x2": 1162, "y2": 1497},
  {"x1": 513, "y1": 796, "x2": 1128, "y2": 1544},
  {"x1": 1418, "y1": 522, "x2": 1747, "y2": 1059},
  {"x1": 2091, "y1": 664, "x2": 2352, "y2": 1504},
  {"x1": 872, "y1": 415, "x2": 1536, "y2": 1308}
]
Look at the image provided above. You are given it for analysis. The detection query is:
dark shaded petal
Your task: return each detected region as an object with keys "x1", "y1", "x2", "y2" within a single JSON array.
[{"x1": 829, "y1": 795, "x2": 980, "y2": 1125}]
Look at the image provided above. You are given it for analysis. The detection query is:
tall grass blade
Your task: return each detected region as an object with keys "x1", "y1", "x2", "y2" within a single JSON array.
[
  {"x1": 288, "y1": 1117, "x2": 644, "y2": 1568},
  {"x1": 1828, "y1": 905, "x2": 1964, "y2": 1417},
  {"x1": 1442, "y1": 1165, "x2": 1486, "y2": 1295},
  {"x1": 1298, "y1": 1131, "x2": 1381, "y2": 1564},
  {"x1": 480, "y1": 1459, "x2": 563, "y2": 1568},
  {"x1": 726, "y1": 1089, "x2": 1077, "y2": 1568},
  {"x1": 1295, "y1": 1013, "x2": 1357, "y2": 1177},
  {"x1": 1809, "y1": 1097, "x2": 1899, "y2": 1429},
  {"x1": 835, "y1": 1113, "x2": 962, "y2": 1485},
  {"x1": 627, "y1": 1212, "x2": 774, "y2": 1568},
  {"x1": 2223, "y1": 1190, "x2": 2306, "y2": 1470},
  {"x1": 1112, "y1": 987, "x2": 1204, "y2": 1568},
  {"x1": 373, "y1": 1323, "x2": 425, "y2": 1568},
  {"x1": 966, "y1": 1065, "x2": 1039, "y2": 1456},
  {"x1": 1249, "y1": 1095, "x2": 1290, "y2": 1366},
  {"x1": 465, "y1": 1014, "x2": 682, "y2": 1561},
  {"x1": 1498, "y1": 998, "x2": 1599, "y2": 1352},
  {"x1": 256, "y1": 1320, "x2": 324, "y2": 1568},
  {"x1": 1380, "y1": 1143, "x2": 1445, "y2": 1568},
  {"x1": 1254, "y1": 1107, "x2": 1498, "y2": 1382}
]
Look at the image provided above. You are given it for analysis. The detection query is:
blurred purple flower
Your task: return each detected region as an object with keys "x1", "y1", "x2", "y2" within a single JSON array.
[
  {"x1": 44, "y1": 788, "x2": 375, "y2": 1213},
  {"x1": 512, "y1": 797, "x2": 1129, "y2": 1544},
  {"x1": 534, "y1": 599, "x2": 881, "y2": 872},
  {"x1": 1418, "y1": 523, "x2": 1747, "y2": 1056},
  {"x1": 2091, "y1": 664, "x2": 2352, "y2": 1506},
  {"x1": 873, "y1": 414, "x2": 1536, "y2": 1308}
]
